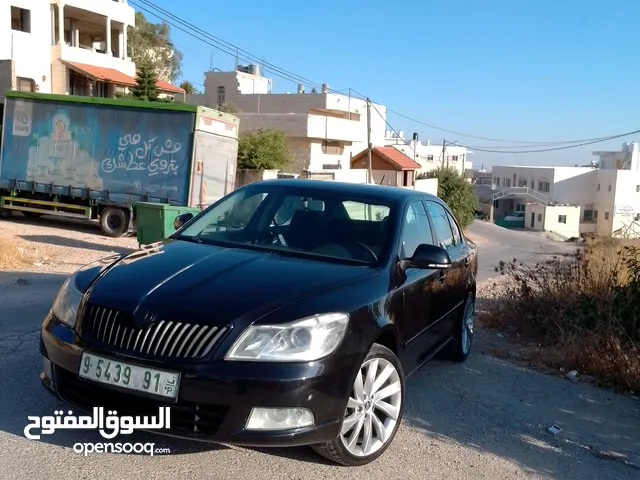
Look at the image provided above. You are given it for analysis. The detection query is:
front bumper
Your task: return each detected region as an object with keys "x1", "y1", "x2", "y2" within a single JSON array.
[{"x1": 40, "y1": 312, "x2": 361, "y2": 447}]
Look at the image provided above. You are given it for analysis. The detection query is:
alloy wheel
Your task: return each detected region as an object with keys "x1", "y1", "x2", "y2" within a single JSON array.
[
  {"x1": 339, "y1": 357, "x2": 402, "y2": 457},
  {"x1": 461, "y1": 294, "x2": 475, "y2": 355}
]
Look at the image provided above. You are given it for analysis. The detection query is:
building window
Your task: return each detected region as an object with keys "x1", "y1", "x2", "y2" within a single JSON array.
[
  {"x1": 11, "y1": 6, "x2": 31, "y2": 33},
  {"x1": 321, "y1": 140, "x2": 343, "y2": 155},
  {"x1": 427, "y1": 155, "x2": 434, "y2": 161},
  {"x1": 604, "y1": 212, "x2": 609, "y2": 220},
  {"x1": 594, "y1": 210, "x2": 598, "y2": 219},
  {"x1": 558, "y1": 215, "x2": 567, "y2": 224},
  {"x1": 537, "y1": 181, "x2": 550, "y2": 192},
  {"x1": 504, "y1": 178, "x2": 511, "y2": 187},
  {"x1": 597, "y1": 183, "x2": 601, "y2": 191},
  {"x1": 608, "y1": 184, "x2": 612, "y2": 192},
  {"x1": 518, "y1": 179, "x2": 528, "y2": 187},
  {"x1": 493, "y1": 177, "x2": 500, "y2": 187},
  {"x1": 537, "y1": 213, "x2": 542, "y2": 222},
  {"x1": 636, "y1": 185, "x2": 639, "y2": 192},
  {"x1": 217, "y1": 86, "x2": 225, "y2": 107},
  {"x1": 451, "y1": 155, "x2": 458, "y2": 162},
  {"x1": 516, "y1": 204, "x2": 525, "y2": 212}
]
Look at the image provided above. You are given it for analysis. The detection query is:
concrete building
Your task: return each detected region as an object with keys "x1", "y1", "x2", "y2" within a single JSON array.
[
  {"x1": 490, "y1": 142, "x2": 640, "y2": 238},
  {"x1": 0, "y1": 0, "x2": 182, "y2": 100},
  {"x1": 384, "y1": 130, "x2": 473, "y2": 176},
  {"x1": 186, "y1": 66, "x2": 388, "y2": 172}
]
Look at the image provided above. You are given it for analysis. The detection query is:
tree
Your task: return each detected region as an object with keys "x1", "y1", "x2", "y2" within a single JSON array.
[
  {"x1": 130, "y1": 62, "x2": 160, "y2": 102},
  {"x1": 179, "y1": 81, "x2": 198, "y2": 94},
  {"x1": 420, "y1": 167, "x2": 477, "y2": 228},
  {"x1": 128, "y1": 12, "x2": 182, "y2": 83},
  {"x1": 237, "y1": 128, "x2": 291, "y2": 170},
  {"x1": 217, "y1": 102, "x2": 239, "y2": 114}
]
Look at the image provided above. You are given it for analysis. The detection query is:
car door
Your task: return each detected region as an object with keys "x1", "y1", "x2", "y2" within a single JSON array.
[
  {"x1": 424, "y1": 200, "x2": 469, "y2": 339},
  {"x1": 394, "y1": 199, "x2": 443, "y2": 371}
]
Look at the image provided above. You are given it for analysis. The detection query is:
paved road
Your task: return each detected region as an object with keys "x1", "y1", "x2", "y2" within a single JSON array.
[
  {"x1": 1, "y1": 228, "x2": 638, "y2": 480},
  {"x1": 465, "y1": 221, "x2": 578, "y2": 281}
]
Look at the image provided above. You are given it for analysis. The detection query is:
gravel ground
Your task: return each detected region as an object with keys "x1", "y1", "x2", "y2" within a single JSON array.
[{"x1": 0, "y1": 213, "x2": 639, "y2": 480}]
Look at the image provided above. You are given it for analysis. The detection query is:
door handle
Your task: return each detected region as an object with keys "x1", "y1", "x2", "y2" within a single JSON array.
[
  {"x1": 439, "y1": 270, "x2": 446, "y2": 284},
  {"x1": 464, "y1": 257, "x2": 470, "y2": 268}
]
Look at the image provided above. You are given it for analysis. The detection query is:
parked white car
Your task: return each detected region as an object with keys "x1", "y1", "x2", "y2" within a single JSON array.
[{"x1": 504, "y1": 211, "x2": 525, "y2": 221}]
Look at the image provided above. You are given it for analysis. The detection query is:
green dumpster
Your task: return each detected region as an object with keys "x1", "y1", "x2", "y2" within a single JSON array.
[{"x1": 134, "y1": 202, "x2": 201, "y2": 246}]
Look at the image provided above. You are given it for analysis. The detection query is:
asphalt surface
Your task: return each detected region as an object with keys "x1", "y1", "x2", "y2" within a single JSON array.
[
  {"x1": 465, "y1": 220, "x2": 578, "y2": 282},
  {"x1": 1, "y1": 223, "x2": 638, "y2": 479}
]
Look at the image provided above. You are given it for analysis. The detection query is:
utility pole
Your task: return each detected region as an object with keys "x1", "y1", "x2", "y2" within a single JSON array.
[
  {"x1": 441, "y1": 139, "x2": 446, "y2": 168},
  {"x1": 366, "y1": 98, "x2": 373, "y2": 184},
  {"x1": 366, "y1": 97, "x2": 373, "y2": 220}
]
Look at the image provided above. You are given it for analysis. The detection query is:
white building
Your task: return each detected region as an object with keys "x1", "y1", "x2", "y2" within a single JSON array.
[
  {"x1": 491, "y1": 142, "x2": 640, "y2": 238},
  {"x1": 384, "y1": 130, "x2": 473, "y2": 176},
  {"x1": 0, "y1": 0, "x2": 182, "y2": 100},
  {"x1": 186, "y1": 66, "x2": 388, "y2": 172}
]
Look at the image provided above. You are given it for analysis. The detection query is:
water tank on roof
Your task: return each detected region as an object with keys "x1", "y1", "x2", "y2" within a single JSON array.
[{"x1": 249, "y1": 64, "x2": 261, "y2": 76}]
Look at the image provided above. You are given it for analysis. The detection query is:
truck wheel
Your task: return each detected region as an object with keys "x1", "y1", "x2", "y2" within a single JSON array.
[
  {"x1": 100, "y1": 207, "x2": 129, "y2": 237},
  {"x1": 22, "y1": 211, "x2": 43, "y2": 219}
]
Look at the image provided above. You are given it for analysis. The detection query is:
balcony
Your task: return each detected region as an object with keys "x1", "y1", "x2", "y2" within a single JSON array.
[
  {"x1": 50, "y1": 0, "x2": 135, "y2": 26},
  {"x1": 59, "y1": 43, "x2": 135, "y2": 76},
  {"x1": 52, "y1": 4, "x2": 135, "y2": 76},
  {"x1": 306, "y1": 115, "x2": 362, "y2": 143}
]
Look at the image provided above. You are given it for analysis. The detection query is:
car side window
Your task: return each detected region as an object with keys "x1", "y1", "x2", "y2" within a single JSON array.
[
  {"x1": 400, "y1": 200, "x2": 433, "y2": 258},
  {"x1": 425, "y1": 201, "x2": 455, "y2": 251},
  {"x1": 445, "y1": 210, "x2": 463, "y2": 246}
]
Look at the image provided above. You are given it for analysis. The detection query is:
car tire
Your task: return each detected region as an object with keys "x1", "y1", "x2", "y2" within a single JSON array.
[
  {"x1": 311, "y1": 343, "x2": 406, "y2": 466},
  {"x1": 100, "y1": 207, "x2": 130, "y2": 237},
  {"x1": 443, "y1": 291, "x2": 475, "y2": 363},
  {"x1": 21, "y1": 211, "x2": 43, "y2": 219}
]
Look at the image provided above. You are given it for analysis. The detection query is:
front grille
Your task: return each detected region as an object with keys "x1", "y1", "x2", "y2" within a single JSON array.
[
  {"x1": 56, "y1": 367, "x2": 227, "y2": 436},
  {"x1": 81, "y1": 304, "x2": 228, "y2": 360}
]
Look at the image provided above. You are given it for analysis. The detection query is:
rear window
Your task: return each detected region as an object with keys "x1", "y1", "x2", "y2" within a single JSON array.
[{"x1": 342, "y1": 201, "x2": 390, "y2": 221}]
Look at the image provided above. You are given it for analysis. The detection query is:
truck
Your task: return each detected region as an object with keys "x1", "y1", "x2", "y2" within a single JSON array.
[{"x1": 0, "y1": 91, "x2": 239, "y2": 236}]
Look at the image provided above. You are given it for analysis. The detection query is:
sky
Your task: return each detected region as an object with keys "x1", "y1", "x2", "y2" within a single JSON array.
[{"x1": 136, "y1": 0, "x2": 640, "y2": 169}]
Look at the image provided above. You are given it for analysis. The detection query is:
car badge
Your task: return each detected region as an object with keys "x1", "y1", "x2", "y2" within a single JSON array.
[{"x1": 133, "y1": 307, "x2": 157, "y2": 328}]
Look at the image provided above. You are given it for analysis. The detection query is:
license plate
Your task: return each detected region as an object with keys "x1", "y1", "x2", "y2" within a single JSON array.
[{"x1": 78, "y1": 352, "x2": 180, "y2": 401}]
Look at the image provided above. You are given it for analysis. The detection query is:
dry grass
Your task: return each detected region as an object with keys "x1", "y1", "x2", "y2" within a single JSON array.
[
  {"x1": 0, "y1": 236, "x2": 35, "y2": 269},
  {"x1": 481, "y1": 237, "x2": 640, "y2": 393}
]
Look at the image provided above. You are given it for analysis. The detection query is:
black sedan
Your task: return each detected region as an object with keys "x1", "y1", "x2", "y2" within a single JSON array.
[{"x1": 40, "y1": 178, "x2": 478, "y2": 466}]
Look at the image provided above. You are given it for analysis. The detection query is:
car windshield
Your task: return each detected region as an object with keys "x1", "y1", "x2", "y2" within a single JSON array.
[{"x1": 174, "y1": 183, "x2": 395, "y2": 266}]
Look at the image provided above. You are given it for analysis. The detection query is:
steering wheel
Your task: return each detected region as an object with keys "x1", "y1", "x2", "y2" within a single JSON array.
[{"x1": 339, "y1": 240, "x2": 378, "y2": 262}]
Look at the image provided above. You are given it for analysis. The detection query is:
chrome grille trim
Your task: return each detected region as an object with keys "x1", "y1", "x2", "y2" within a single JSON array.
[{"x1": 81, "y1": 304, "x2": 227, "y2": 360}]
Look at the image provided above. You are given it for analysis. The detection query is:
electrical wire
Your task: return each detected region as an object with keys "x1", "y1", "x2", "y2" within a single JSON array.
[
  {"x1": 131, "y1": 0, "x2": 640, "y2": 150},
  {"x1": 132, "y1": 0, "x2": 334, "y2": 93}
]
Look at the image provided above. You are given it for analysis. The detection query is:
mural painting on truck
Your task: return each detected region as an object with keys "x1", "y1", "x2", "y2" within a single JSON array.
[{"x1": 0, "y1": 97, "x2": 195, "y2": 206}]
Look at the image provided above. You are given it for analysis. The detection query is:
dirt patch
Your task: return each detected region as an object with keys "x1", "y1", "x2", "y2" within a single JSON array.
[
  {"x1": 0, "y1": 237, "x2": 39, "y2": 270},
  {"x1": 0, "y1": 214, "x2": 138, "y2": 274}
]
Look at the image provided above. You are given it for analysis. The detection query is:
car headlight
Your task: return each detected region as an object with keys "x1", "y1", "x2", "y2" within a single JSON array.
[
  {"x1": 225, "y1": 313, "x2": 349, "y2": 362},
  {"x1": 51, "y1": 275, "x2": 84, "y2": 328}
]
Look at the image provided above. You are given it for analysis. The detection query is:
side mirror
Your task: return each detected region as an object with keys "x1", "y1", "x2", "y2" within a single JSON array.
[
  {"x1": 404, "y1": 244, "x2": 452, "y2": 270},
  {"x1": 174, "y1": 212, "x2": 194, "y2": 230}
]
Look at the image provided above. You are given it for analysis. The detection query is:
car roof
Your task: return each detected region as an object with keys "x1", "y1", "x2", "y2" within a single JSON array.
[{"x1": 252, "y1": 178, "x2": 441, "y2": 204}]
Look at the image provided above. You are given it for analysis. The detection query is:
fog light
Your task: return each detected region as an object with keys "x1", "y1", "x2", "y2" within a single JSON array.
[
  {"x1": 245, "y1": 407, "x2": 315, "y2": 431},
  {"x1": 42, "y1": 356, "x2": 52, "y2": 379}
]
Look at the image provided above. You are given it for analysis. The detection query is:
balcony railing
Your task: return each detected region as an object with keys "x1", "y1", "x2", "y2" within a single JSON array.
[
  {"x1": 307, "y1": 115, "x2": 362, "y2": 143},
  {"x1": 59, "y1": 43, "x2": 135, "y2": 76}
]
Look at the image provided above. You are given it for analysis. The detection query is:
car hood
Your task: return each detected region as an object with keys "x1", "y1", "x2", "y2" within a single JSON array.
[{"x1": 81, "y1": 239, "x2": 378, "y2": 325}]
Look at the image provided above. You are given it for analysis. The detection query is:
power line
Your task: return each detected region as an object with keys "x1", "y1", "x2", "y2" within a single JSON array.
[
  {"x1": 370, "y1": 103, "x2": 640, "y2": 155},
  {"x1": 452, "y1": 131, "x2": 640, "y2": 153},
  {"x1": 132, "y1": 0, "x2": 639, "y2": 148},
  {"x1": 132, "y1": 0, "x2": 332, "y2": 92}
]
